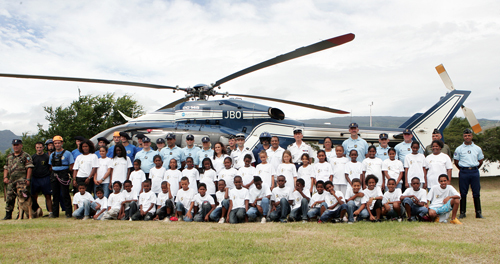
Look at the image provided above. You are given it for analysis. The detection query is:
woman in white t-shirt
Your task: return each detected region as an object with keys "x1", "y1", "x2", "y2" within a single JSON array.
[
  {"x1": 109, "y1": 144, "x2": 132, "y2": 189},
  {"x1": 425, "y1": 140, "x2": 453, "y2": 190},
  {"x1": 212, "y1": 142, "x2": 229, "y2": 174},
  {"x1": 73, "y1": 139, "x2": 99, "y2": 194},
  {"x1": 322, "y1": 137, "x2": 337, "y2": 164},
  {"x1": 94, "y1": 146, "x2": 112, "y2": 198}
]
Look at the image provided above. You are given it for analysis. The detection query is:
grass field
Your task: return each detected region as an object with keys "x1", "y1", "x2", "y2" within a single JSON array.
[{"x1": 1, "y1": 178, "x2": 499, "y2": 263}]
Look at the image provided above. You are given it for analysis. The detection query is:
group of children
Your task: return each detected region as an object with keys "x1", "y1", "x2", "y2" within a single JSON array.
[{"x1": 70, "y1": 143, "x2": 462, "y2": 224}]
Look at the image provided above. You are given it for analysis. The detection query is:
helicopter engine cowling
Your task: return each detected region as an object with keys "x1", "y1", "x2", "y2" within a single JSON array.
[{"x1": 268, "y1": 107, "x2": 285, "y2": 120}]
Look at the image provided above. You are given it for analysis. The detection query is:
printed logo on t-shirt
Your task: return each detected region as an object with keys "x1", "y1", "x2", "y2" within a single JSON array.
[
  {"x1": 170, "y1": 152, "x2": 173, "y2": 155},
  {"x1": 188, "y1": 153, "x2": 191, "y2": 156},
  {"x1": 407, "y1": 148, "x2": 410, "y2": 151},
  {"x1": 468, "y1": 150, "x2": 471, "y2": 154},
  {"x1": 388, "y1": 166, "x2": 391, "y2": 170},
  {"x1": 435, "y1": 194, "x2": 440, "y2": 198},
  {"x1": 384, "y1": 152, "x2": 387, "y2": 156},
  {"x1": 354, "y1": 145, "x2": 358, "y2": 148}
]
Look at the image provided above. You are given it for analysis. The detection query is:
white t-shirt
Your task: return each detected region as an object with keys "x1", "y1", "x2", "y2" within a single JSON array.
[
  {"x1": 200, "y1": 169, "x2": 217, "y2": 195},
  {"x1": 156, "y1": 192, "x2": 171, "y2": 208},
  {"x1": 215, "y1": 190, "x2": 226, "y2": 208},
  {"x1": 271, "y1": 187, "x2": 293, "y2": 202},
  {"x1": 309, "y1": 192, "x2": 327, "y2": 208},
  {"x1": 266, "y1": 147, "x2": 284, "y2": 171},
  {"x1": 330, "y1": 157, "x2": 349, "y2": 185},
  {"x1": 345, "y1": 161, "x2": 363, "y2": 182},
  {"x1": 298, "y1": 165, "x2": 315, "y2": 193},
  {"x1": 362, "y1": 187, "x2": 383, "y2": 210},
  {"x1": 325, "y1": 191, "x2": 345, "y2": 211},
  {"x1": 139, "y1": 190, "x2": 157, "y2": 214},
  {"x1": 362, "y1": 157, "x2": 384, "y2": 187},
  {"x1": 149, "y1": 167, "x2": 167, "y2": 194},
  {"x1": 291, "y1": 189, "x2": 311, "y2": 210},
  {"x1": 94, "y1": 196, "x2": 108, "y2": 213},
  {"x1": 428, "y1": 185, "x2": 459, "y2": 208},
  {"x1": 229, "y1": 188, "x2": 250, "y2": 209},
  {"x1": 236, "y1": 166, "x2": 256, "y2": 186},
  {"x1": 212, "y1": 154, "x2": 228, "y2": 174},
  {"x1": 164, "y1": 169, "x2": 182, "y2": 197},
  {"x1": 218, "y1": 167, "x2": 238, "y2": 190},
  {"x1": 73, "y1": 191, "x2": 94, "y2": 207},
  {"x1": 121, "y1": 189, "x2": 138, "y2": 210},
  {"x1": 175, "y1": 188, "x2": 196, "y2": 212},
  {"x1": 194, "y1": 193, "x2": 215, "y2": 207},
  {"x1": 256, "y1": 163, "x2": 275, "y2": 188},
  {"x1": 182, "y1": 168, "x2": 200, "y2": 194},
  {"x1": 402, "y1": 188, "x2": 427, "y2": 204},
  {"x1": 248, "y1": 183, "x2": 272, "y2": 206},
  {"x1": 404, "y1": 153, "x2": 427, "y2": 183},
  {"x1": 314, "y1": 162, "x2": 333, "y2": 183},
  {"x1": 425, "y1": 153, "x2": 453, "y2": 189},
  {"x1": 382, "y1": 159, "x2": 404, "y2": 181},
  {"x1": 110, "y1": 156, "x2": 132, "y2": 184},
  {"x1": 108, "y1": 192, "x2": 124, "y2": 210},
  {"x1": 74, "y1": 154, "x2": 99, "y2": 178},
  {"x1": 129, "y1": 170, "x2": 146, "y2": 196},
  {"x1": 345, "y1": 188, "x2": 367, "y2": 207},
  {"x1": 276, "y1": 163, "x2": 297, "y2": 189},
  {"x1": 96, "y1": 157, "x2": 111, "y2": 183},
  {"x1": 382, "y1": 189, "x2": 402, "y2": 205}
]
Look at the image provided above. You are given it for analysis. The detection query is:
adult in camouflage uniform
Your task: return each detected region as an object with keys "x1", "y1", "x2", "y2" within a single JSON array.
[{"x1": 3, "y1": 139, "x2": 34, "y2": 220}]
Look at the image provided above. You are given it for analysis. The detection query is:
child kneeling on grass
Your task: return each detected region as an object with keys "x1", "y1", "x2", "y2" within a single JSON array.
[
  {"x1": 227, "y1": 176, "x2": 250, "y2": 224},
  {"x1": 72, "y1": 184, "x2": 95, "y2": 220},
  {"x1": 246, "y1": 176, "x2": 271, "y2": 223},
  {"x1": 175, "y1": 177, "x2": 195, "y2": 222},
  {"x1": 210, "y1": 180, "x2": 230, "y2": 223},
  {"x1": 319, "y1": 181, "x2": 347, "y2": 223},
  {"x1": 428, "y1": 174, "x2": 462, "y2": 224},
  {"x1": 119, "y1": 180, "x2": 138, "y2": 220},
  {"x1": 193, "y1": 183, "x2": 216, "y2": 222},
  {"x1": 363, "y1": 175, "x2": 383, "y2": 222},
  {"x1": 400, "y1": 177, "x2": 429, "y2": 222},
  {"x1": 269, "y1": 175, "x2": 293, "y2": 223},
  {"x1": 154, "y1": 181, "x2": 174, "y2": 222},
  {"x1": 307, "y1": 180, "x2": 328, "y2": 221},
  {"x1": 381, "y1": 178, "x2": 403, "y2": 221},
  {"x1": 130, "y1": 179, "x2": 156, "y2": 221},
  {"x1": 289, "y1": 178, "x2": 311, "y2": 223},
  {"x1": 101, "y1": 181, "x2": 125, "y2": 220},
  {"x1": 345, "y1": 178, "x2": 369, "y2": 223},
  {"x1": 93, "y1": 187, "x2": 108, "y2": 220}
]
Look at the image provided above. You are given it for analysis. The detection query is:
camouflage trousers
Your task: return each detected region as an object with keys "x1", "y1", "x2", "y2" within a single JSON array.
[{"x1": 5, "y1": 178, "x2": 26, "y2": 212}]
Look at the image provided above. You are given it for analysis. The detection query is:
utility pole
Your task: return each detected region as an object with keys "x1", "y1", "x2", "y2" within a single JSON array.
[{"x1": 369, "y1": 102, "x2": 373, "y2": 127}]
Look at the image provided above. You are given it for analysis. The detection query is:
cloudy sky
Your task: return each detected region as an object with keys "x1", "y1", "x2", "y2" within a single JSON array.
[{"x1": 1, "y1": 0, "x2": 499, "y2": 135}]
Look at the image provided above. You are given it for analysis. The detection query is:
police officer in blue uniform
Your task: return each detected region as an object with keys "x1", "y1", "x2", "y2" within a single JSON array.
[
  {"x1": 376, "y1": 133, "x2": 394, "y2": 161},
  {"x1": 49, "y1": 135, "x2": 75, "y2": 218},
  {"x1": 342, "y1": 123, "x2": 369, "y2": 162},
  {"x1": 134, "y1": 136, "x2": 158, "y2": 178},
  {"x1": 198, "y1": 137, "x2": 215, "y2": 167},
  {"x1": 454, "y1": 128, "x2": 484, "y2": 219},
  {"x1": 182, "y1": 134, "x2": 200, "y2": 167},
  {"x1": 253, "y1": 132, "x2": 272, "y2": 165},
  {"x1": 160, "y1": 133, "x2": 184, "y2": 170},
  {"x1": 119, "y1": 132, "x2": 137, "y2": 162}
]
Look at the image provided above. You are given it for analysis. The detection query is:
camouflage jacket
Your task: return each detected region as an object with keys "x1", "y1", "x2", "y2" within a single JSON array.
[{"x1": 4, "y1": 151, "x2": 34, "y2": 180}]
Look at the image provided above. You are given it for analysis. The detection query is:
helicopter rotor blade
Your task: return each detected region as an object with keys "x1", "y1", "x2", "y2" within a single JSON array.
[
  {"x1": 462, "y1": 106, "x2": 482, "y2": 133},
  {"x1": 435, "y1": 64, "x2": 455, "y2": 91},
  {"x1": 0, "y1": 73, "x2": 183, "y2": 90},
  {"x1": 157, "y1": 97, "x2": 190, "y2": 110},
  {"x1": 223, "y1": 93, "x2": 349, "y2": 114},
  {"x1": 213, "y1": 33, "x2": 355, "y2": 87}
]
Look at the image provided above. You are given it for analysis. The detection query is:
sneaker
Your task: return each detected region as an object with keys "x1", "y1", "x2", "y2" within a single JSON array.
[
  {"x1": 317, "y1": 220, "x2": 323, "y2": 224},
  {"x1": 347, "y1": 221, "x2": 354, "y2": 224},
  {"x1": 302, "y1": 220, "x2": 307, "y2": 223},
  {"x1": 397, "y1": 217, "x2": 402, "y2": 223},
  {"x1": 48, "y1": 212, "x2": 55, "y2": 218},
  {"x1": 129, "y1": 218, "x2": 132, "y2": 222},
  {"x1": 450, "y1": 218, "x2": 463, "y2": 225},
  {"x1": 343, "y1": 216, "x2": 348, "y2": 222},
  {"x1": 164, "y1": 217, "x2": 171, "y2": 223},
  {"x1": 261, "y1": 217, "x2": 267, "y2": 224},
  {"x1": 170, "y1": 216, "x2": 178, "y2": 221},
  {"x1": 280, "y1": 219, "x2": 288, "y2": 223},
  {"x1": 434, "y1": 216, "x2": 440, "y2": 223},
  {"x1": 218, "y1": 217, "x2": 225, "y2": 224},
  {"x1": 82, "y1": 216, "x2": 90, "y2": 220}
]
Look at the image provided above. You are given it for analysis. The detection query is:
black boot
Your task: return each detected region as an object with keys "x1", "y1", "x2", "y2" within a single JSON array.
[
  {"x1": 2, "y1": 211, "x2": 12, "y2": 220},
  {"x1": 459, "y1": 196, "x2": 466, "y2": 219},
  {"x1": 474, "y1": 197, "x2": 484, "y2": 218}
]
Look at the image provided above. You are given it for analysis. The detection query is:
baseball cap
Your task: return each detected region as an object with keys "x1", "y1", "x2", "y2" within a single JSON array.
[
  {"x1": 166, "y1": 133, "x2": 176, "y2": 139},
  {"x1": 142, "y1": 136, "x2": 151, "y2": 143},
  {"x1": 202, "y1": 136, "x2": 210, "y2": 143},
  {"x1": 156, "y1": 138, "x2": 165, "y2": 144},
  {"x1": 379, "y1": 133, "x2": 388, "y2": 140},
  {"x1": 403, "y1": 128, "x2": 412, "y2": 134},
  {"x1": 12, "y1": 139, "x2": 22, "y2": 145},
  {"x1": 348, "y1": 123, "x2": 358, "y2": 128},
  {"x1": 186, "y1": 134, "x2": 194, "y2": 140},
  {"x1": 432, "y1": 129, "x2": 440, "y2": 134}
]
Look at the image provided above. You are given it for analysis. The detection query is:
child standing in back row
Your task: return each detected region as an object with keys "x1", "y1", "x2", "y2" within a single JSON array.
[
  {"x1": 164, "y1": 159, "x2": 181, "y2": 199},
  {"x1": 256, "y1": 150, "x2": 275, "y2": 190},
  {"x1": 236, "y1": 154, "x2": 256, "y2": 189},
  {"x1": 149, "y1": 155, "x2": 166, "y2": 195},
  {"x1": 276, "y1": 150, "x2": 297, "y2": 189},
  {"x1": 298, "y1": 153, "x2": 314, "y2": 195},
  {"x1": 404, "y1": 142, "x2": 427, "y2": 190},
  {"x1": 382, "y1": 148, "x2": 404, "y2": 189},
  {"x1": 330, "y1": 145, "x2": 349, "y2": 196},
  {"x1": 182, "y1": 157, "x2": 199, "y2": 194},
  {"x1": 345, "y1": 150, "x2": 364, "y2": 189},
  {"x1": 129, "y1": 160, "x2": 146, "y2": 196},
  {"x1": 362, "y1": 146, "x2": 384, "y2": 190}
]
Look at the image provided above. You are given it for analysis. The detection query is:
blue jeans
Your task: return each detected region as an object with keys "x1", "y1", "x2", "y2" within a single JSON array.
[
  {"x1": 72, "y1": 200, "x2": 100, "y2": 219},
  {"x1": 194, "y1": 201, "x2": 212, "y2": 222},
  {"x1": 176, "y1": 202, "x2": 193, "y2": 222},
  {"x1": 319, "y1": 204, "x2": 348, "y2": 222},
  {"x1": 247, "y1": 198, "x2": 270, "y2": 221},
  {"x1": 229, "y1": 208, "x2": 246, "y2": 224},
  {"x1": 459, "y1": 168, "x2": 481, "y2": 198},
  {"x1": 289, "y1": 198, "x2": 309, "y2": 221},
  {"x1": 307, "y1": 202, "x2": 328, "y2": 218},
  {"x1": 209, "y1": 199, "x2": 229, "y2": 222},
  {"x1": 269, "y1": 198, "x2": 291, "y2": 221},
  {"x1": 402, "y1": 198, "x2": 428, "y2": 218},
  {"x1": 346, "y1": 200, "x2": 369, "y2": 222},
  {"x1": 94, "y1": 183, "x2": 110, "y2": 198}
]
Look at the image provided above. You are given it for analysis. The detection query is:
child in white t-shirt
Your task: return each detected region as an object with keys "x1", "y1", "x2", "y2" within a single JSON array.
[
  {"x1": 298, "y1": 153, "x2": 315, "y2": 195},
  {"x1": 345, "y1": 179, "x2": 368, "y2": 223},
  {"x1": 362, "y1": 146, "x2": 384, "y2": 189},
  {"x1": 428, "y1": 174, "x2": 462, "y2": 224},
  {"x1": 227, "y1": 176, "x2": 250, "y2": 224},
  {"x1": 345, "y1": 150, "x2": 364, "y2": 189},
  {"x1": 363, "y1": 175, "x2": 383, "y2": 222},
  {"x1": 175, "y1": 177, "x2": 196, "y2": 222},
  {"x1": 200, "y1": 158, "x2": 217, "y2": 198},
  {"x1": 218, "y1": 157, "x2": 238, "y2": 190},
  {"x1": 149, "y1": 155, "x2": 167, "y2": 195},
  {"x1": 382, "y1": 148, "x2": 404, "y2": 189},
  {"x1": 119, "y1": 180, "x2": 138, "y2": 220},
  {"x1": 95, "y1": 146, "x2": 112, "y2": 198},
  {"x1": 269, "y1": 175, "x2": 293, "y2": 223},
  {"x1": 330, "y1": 146, "x2": 349, "y2": 196},
  {"x1": 289, "y1": 178, "x2": 311, "y2": 222},
  {"x1": 307, "y1": 180, "x2": 328, "y2": 220},
  {"x1": 236, "y1": 154, "x2": 256, "y2": 189},
  {"x1": 92, "y1": 187, "x2": 108, "y2": 220},
  {"x1": 129, "y1": 160, "x2": 146, "y2": 197},
  {"x1": 72, "y1": 184, "x2": 95, "y2": 220},
  {"x1": 193, "y1": 183, "x2": 216, "y2": 222},
  {"x1": 276, "y1": 151, "x2": 297, "y2": 189},
  {"x1": 164, "y1": 159, "x2": 181, "y2": 198},
  {"x1": 319, "y1": 181, "x2": 347, "y2": 223},
  {"x1": 154, "y1": 181, "x2": 174, "y2": 221},
  {"x1": 182, "y1": 157, "x2": 199, "y2": 194},
  {"x1": 381, "y1": 178, "x2": 402, "y2": 220},
  {"x1": 256, "y1": 151, "x2": 275, "y2": 190},
  {"x1": 210, "y1": 180, "x2": 230, "y2": 223},
  {"x1": 401, "y1": 177, "x2": 429, "y2": 221},
  {"x1": 101, "y1": 181, "x2": 125, "y2": 220},
  {"x1": 314, "y1": 150, "x2": 333, "y2": 183},
  {"x1": 130, "y1": 179, "x2": 156, "y2": 221},
  {"x1": 246, "y1": 176, "x2": 271, "y2": 223},
  {"x1": 404, "y1": 142, "x2": 427, "y2": 190}
]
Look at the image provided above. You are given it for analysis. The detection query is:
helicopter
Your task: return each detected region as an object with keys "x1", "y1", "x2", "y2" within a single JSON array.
[{"x1": 0, "y1": 33, "x2": 481, "y2": 151}]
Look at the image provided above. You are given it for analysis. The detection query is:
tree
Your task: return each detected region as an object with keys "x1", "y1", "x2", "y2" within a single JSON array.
[
  {"x1": 477, "y1": 127, "x2": 500, "y2": 163},
  {"x1": 26, "y1": 93, "x2": 144, "y2": 152}
]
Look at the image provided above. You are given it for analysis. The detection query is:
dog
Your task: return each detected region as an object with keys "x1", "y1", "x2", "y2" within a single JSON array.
[{"x1": 15, "y1": 181, "x2": 36, "y2": 220}]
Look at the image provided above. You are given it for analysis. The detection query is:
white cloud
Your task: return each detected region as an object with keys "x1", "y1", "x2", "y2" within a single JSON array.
[{"x1": 0, "y1": 0, "x2": 499, "y2": 135}]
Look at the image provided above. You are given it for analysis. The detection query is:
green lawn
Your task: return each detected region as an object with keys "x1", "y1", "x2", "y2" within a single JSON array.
[{"x1": 1, "y1": 177, "x2": 499, "y2": 263}]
